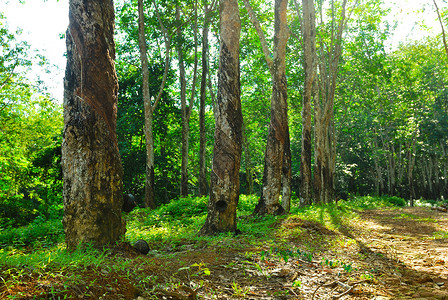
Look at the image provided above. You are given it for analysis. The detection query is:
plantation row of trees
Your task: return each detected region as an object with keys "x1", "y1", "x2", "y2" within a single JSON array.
[
  {"x1": 114, "y1": 0, "x2": 448, "y2": 207},
  {"x1": 1, "y1": 0, "x2": 448, "y2": 246}
]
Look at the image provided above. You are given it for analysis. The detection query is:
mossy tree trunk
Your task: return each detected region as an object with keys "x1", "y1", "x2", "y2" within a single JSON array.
[
  {"x1": 199, "y1": 0, "x2": 242, "y2": 235},
  {"x1": 62, "y1": 0, "x2": 125, "y2": 251}
]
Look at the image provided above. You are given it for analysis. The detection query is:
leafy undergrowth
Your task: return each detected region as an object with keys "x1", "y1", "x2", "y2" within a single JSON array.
[{"x1": 1, "y1": 195, "x2": 448, "y2": 299}]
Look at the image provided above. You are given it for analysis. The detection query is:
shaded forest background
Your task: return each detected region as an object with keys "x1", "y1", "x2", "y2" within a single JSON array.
[{"x1": 1, "y1": 0, "x2": 448, "y2": 228}]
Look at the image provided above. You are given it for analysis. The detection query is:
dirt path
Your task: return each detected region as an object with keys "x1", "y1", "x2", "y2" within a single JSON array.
[
  {"x1": 147, "y1": 207, "x2": 448, "y2": 299},
  {"x1": 3, "y1": 207, "x2": 447, "y2": 299},
  {"x1": 347, "y1": 207, "x2": 448, "y2": 299}
]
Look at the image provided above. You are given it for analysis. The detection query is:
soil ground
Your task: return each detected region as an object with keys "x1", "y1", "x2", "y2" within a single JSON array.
[{"x1": 2, "y1": 206, "x2": 448, "y2": 299}]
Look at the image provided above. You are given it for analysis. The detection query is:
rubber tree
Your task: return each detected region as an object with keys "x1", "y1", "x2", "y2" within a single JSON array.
[
  {"x1": 198, "y1": 0, "x2": 217, "y2": 197},
  {"x1": 199, "y1": 0, "x2": 242, "y2": 235},
  {"x1": 176, "y1": 1, "x2": 199, "y2": 197},
  {"x1": 299, "y1": 0, "x2": 316, "y2": 206},
  {"x1": 313, "y1": 0, "x2": 354, "y2": 204},
  {"x1": 243, "y1": 0, "x2": 291, "y2": 215},
  {"x1": 62, "y1": 0, "x2": 126, "y2": 250},
  {"x1": 137, "y1": 0, "x2": 171, "y2": 208}
]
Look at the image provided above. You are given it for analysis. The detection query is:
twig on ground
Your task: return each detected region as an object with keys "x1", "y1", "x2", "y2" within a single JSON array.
[{"x1": 312, "y1": 280, "x2": 367, "y2": 300}]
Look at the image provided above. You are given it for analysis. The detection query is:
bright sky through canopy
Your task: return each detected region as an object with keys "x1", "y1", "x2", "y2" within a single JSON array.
[
  {"x1": 1, "y1": 0, "x2": 68, "y2": 101},
  {"x1": 0, "y1": 0, "x2": 446, "y2": 101}
]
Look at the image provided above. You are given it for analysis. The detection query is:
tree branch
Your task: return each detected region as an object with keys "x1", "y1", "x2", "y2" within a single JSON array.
[
  {"x1": 188, "y1": 0, "x2": 199, "y2": 119},
  {"x1": 152, "y1": 0, "x2": 172, "y2": 111},
  {"x1": 433, "y1": 0, "x2": 448, "y2": 59},
  {"x1": 241, "y1": 0, "x2": 273, "y2": 70}
]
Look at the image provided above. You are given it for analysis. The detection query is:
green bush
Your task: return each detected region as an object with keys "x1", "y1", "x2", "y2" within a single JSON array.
[
  {"x1": 158, "y1": 196, "x2": 208, "y2": 219},
  {"x1": 0, "y1": 217, "x2": 64, "y2": 248},
  {"x1": 0, "y1": 194, "x2": 38, "y2": 228},
  {"x1": 385, "y1": 196, "x2": 407, "y2": 207},
  {"x1": 238, "y1": 194, "x2": 258, "y2": 214}
]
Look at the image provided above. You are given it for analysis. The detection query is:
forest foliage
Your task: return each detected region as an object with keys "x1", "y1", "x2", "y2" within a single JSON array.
[
  {"x1": 0, "y1": 0, "x2": 447, "y2": 228},
  {"x1": 1, "y1": 2, "x2": 448, "y2": 297}
]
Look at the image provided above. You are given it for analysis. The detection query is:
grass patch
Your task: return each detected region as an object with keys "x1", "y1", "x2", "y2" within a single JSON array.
[
  {"x1": 393, "y1": 213, "x2": 438, "y2": 223},
  {"x1": 0, "y1": 217, "x2": 64, "y2": 250},
  {"x1": 431, "y1": 231, "x2": 448, "y2": 239},
  {"x1": 0, "y1": 194, "x2": 418, "y2": 299}
]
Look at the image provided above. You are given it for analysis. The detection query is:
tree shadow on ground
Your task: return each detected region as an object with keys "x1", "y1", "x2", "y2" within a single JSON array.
[{"x1": 329, "y1": 206, "x2": 448, "y2": 299}]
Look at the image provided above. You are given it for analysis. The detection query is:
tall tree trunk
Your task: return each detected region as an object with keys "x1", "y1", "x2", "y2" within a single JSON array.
[
  {"x1": 300, "y1": 0, "x2": 316, "y2": 206},
  {"x1": 373, "y1": 135, "x2": 384, "y2": 196},
  {"x1": 143, "y1": 110, "x2": 156, "y2": 208},
  {"x1": 177, "y1": 4, "x2": 189, "y2": 197},
  {"x1": 313, "y1": 0, "x2": 351, "y2": 204},
  {"x1": 397, "y1": 143, "x2": 405, "y2": 192},
  {"x1": 138, "y1": 0, "x2": 170, "y2": 208},
  {"x1": 138, "y1": 0, "x2": 156, "y2": 209},
  {"x1": 434, "y1": 155, "x2": 440, "y2": 198},
  {"x1": 387, "y1": 144, "x2": 396, "y2": 195},
  {"x1": 281, "y1": 127, "x2": 292, "y2": 212},
  {"x1": 199, "y1": 0, "x2": 242, "y2": 235},
  {"x1": 199, "y1": 0, "x2": 213, "y2": 197},
  {"x1": 244, "y1": 0, "x2": 290, "y2": 215},
  {"x1": 178, "y1": 3, "x2": 199, "y2": 197},
  {"x1": 313, "y1": 102, "x2": 325, "y2": 203},
  {"x1": 243, "y1": 122, "x2": 254, "y2": 194},
  {"x1": 408, "y1": 137, "x2": 416, "y2": 205},
  {"x1": 426, "y1": 160, "x2": 433, "y2": 197},
  {"x1": 441, "y1": 142, "x2": 448, "y2": 197},
  {"x1": 62, "y1": 0, "x2": 125, "y2": 251}
]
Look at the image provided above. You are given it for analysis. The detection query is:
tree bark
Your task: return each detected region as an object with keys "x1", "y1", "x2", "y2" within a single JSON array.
[
  {"x1": 433, "y1": 0, "x2": 448, "y2": 59},
  {"x1": 138, "y1": 0, "x2": 156, "y2": 209},
  {"x1": 281, "y1": 126, "x2": 292, "y2": 212},
  {"x1": 408, "y1": 137, "x2": 416, "y2": 205},
  {"x1": 387, "y1": 143, "x2": 396, "y2": 195},
  {"x1": 199, "y1": 0, "x2": 242, "y2": 235},
  {"x1": 243, "y1": 122, "x2": 254, "y2": 195},
  {"x1": 138, "y1": 0, "x2": 170, "y2": 208},
  {"x1": 313, "y1": 0, "x2": 350, "y2": 204},
  {"x1": 178, "y1": 3, "x2": 199, "y2": 197},
  {"x1": 373, "y1": 134, "x2": 384, "y2": 196},
  {"x1": 177, "y1": 4, "x2": 189, "y2": 197},
  {"x1": 62, "y1": 0, "x2": 125, "y2": 251},
  {"x1": 199, "y1": 0, "x2": 212, "y2": 197},
  {"x1": 300, "y1": 0, "x2": 316, "y2": 206},
  {"x1": 245, "y1": 0, "x2": 290, "y2": 215}
]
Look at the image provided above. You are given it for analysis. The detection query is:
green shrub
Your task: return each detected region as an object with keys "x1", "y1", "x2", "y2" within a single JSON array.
[
  {"x1": 158, "y1": 196, "x2": 208, "y2": 219},
  {"x1": 238, "y1": 194, "x2": 258, "y2": 214},
  {"x1": 385, "y1": 196, "x2": 407, "y2": 207},
  {"x1": 0, "y1": 217, "x2": 64, "y2": 248},
  {"x1": 0, "y1": 194, "x2": 38, "y2": 227}
]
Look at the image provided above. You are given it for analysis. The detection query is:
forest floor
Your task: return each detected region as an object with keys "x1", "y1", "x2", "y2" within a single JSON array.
[{"x1": 1, "y1": 205, "x2": 448, "y2": 299}]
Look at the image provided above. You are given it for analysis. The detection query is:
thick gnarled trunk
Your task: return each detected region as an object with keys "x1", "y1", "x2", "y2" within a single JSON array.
[
  {"x1": 200, "y1": 0, "x2": 242, "y2": 235},
  {"x1": 62, "y1": 0, "x2": 125, "y2": 251}
]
